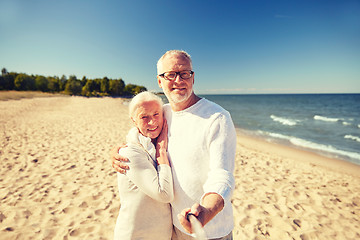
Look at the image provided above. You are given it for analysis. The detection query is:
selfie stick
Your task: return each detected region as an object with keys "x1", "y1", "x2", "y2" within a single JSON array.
[{"x1": 186, "y1": 213, "x2": 207, "y2": 240}]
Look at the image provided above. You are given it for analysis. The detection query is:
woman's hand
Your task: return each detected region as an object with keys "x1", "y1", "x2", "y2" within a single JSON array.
[
  {"x1": 157, "y1": 119, "x2": 168, "y2": 150},
  {"x1": 110, "y1": 144, "x2": 129, "y2": 174},
  {"x1": 156, "y1": 120, "x2": 169, "y2": 165}
]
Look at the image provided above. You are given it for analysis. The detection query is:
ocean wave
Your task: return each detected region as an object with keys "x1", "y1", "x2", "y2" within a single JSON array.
[
  {"x1": 344, "y1": 135, "x2": 360, "y2": 143},
  {"x1": 270, "y1": 115, "x2": 299, "y2": 126},
  {"x1": 314, "y1": 115, "x2": 341, "y2": 122},
  {"x1": 265, "y1": 132, "x2": 291, "y2": 140},
  {"x1": 261, "y1": 131, "x2": 360, "y2": 161},
  {"x1": 314, "y1": 115, "x2": 355, "y2": 127}
]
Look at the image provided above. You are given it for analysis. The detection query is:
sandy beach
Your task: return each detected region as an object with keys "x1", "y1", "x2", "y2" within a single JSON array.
[{"x1": 1, "y1": 95, "x2": 359, "y2": 240}]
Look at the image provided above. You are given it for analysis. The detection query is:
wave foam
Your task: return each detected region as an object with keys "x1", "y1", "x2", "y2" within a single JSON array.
[
  {"x1": 314, "y1": 115, "x2": 340, "y2": 122},
  {"x1": 261, "y1": 131, "x2": 360, "y2": 161},
  {"x1": 270, "y1": 115, "x2": 299, "y2": 126},
  {"x1": 345, "y1": 135, "x2": 360, "y2": 143}
]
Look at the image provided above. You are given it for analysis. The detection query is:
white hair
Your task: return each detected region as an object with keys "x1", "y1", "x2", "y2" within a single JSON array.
[
  {"x1": 129, "y1": 91, "x2": 164, "y2": 119},
  {"x1": 157, "y1": 50, "x2": 192, "y2": 74}
]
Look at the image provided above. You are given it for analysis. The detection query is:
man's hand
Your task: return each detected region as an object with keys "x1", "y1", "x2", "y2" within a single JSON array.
[
  {"x1": 177, "y1": 193, "x2": 224, "y2": 234},
  {"x1": 111, "y1": 144, "x2": 129, "y2": 174},
  {"x1": 177, "y1": 204, "x2": 203, "y2": 234}
]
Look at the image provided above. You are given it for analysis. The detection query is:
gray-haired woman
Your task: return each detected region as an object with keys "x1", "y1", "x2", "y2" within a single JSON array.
[{"x1": 114, "y1": 91, "x2": 173, "y2": 240}]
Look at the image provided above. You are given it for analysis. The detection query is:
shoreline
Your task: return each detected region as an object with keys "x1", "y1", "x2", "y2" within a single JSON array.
[{"x1": 235, "y1": 128, "x2": 360, "y2": 177}]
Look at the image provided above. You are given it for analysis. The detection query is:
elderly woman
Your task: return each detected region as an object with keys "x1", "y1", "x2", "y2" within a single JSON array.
[{"x1": 114, "y1": 91, "x2": 173, "y2": 240}]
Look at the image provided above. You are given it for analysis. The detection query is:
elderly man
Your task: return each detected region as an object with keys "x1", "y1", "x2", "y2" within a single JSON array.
[{"x1": 112, "y1": 50, "x2": 236, "y2": 240}]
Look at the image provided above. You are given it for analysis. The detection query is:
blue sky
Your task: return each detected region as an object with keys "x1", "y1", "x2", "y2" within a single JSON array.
[{"x1": 0, "y1": 0, "x2": 359, "y2": 94}]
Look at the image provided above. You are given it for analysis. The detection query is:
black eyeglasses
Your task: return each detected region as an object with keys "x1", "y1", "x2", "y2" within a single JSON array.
[{"x1": 158, "y1": 70, "x2": 194, "y2": 81}]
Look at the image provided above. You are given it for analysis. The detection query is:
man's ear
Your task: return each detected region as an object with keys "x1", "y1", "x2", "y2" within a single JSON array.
[
  {"x1": 157, "y1": 76, "x2": 163, "y2": 89},
  {"x1": 192, "y1": 72, "x2": 195, "y2": 84}
]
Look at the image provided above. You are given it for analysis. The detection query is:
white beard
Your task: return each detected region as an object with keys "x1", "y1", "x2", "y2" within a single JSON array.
[{"x1": 164, "y1": 89, "x2": 192, "y2": 105}]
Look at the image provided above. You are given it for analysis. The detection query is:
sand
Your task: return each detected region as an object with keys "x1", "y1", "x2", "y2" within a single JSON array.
[
  {"x1": 1, "y1": 95, "x2": 359, "y2": 240},
  {"x1": 0, "y1": 91, "x2": 64, "y2": 101}
]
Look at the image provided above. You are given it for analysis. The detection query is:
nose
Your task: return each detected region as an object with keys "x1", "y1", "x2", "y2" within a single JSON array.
[
  {"x1": 174, "y1": 73, "x2": 183, "y2": 83},
  {"x1": 148, "y1": 117, "x2": 156, "y2": 125}
]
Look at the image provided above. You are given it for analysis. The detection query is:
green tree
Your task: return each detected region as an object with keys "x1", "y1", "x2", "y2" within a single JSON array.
[
  {"x1": 47, "y1": 77, "x2": 60, "y2": 92},
  {"x1": 124, "y1": 84, "x2": 147, "y2": 96},
  {"x1": 81, "y1": 80, "x2": 95, "y2": 97},
  {"x1": 3, "y1": 72, "x2": 17, "y2": 90},
  {"x1": 100, "y1": 77, "x2": 109, "y2": 93},
  {"x1": 64, "y1": 76, "x2": 82, "y2": 95},
  {"x1": 0, "y1": 76, "x2": 4, "y2": 90},
  {"x1": 0, "y1": 68, "x2": 10, "y2": 90},
  {"x1": 1, "y1": 68, "x2": 8, "y2": 76},
  {"x1": 109, "y1": 79, "x2": 125, "y2": 96},
  {"x1": 93, "y1": 78, "x2": 101, "y2": 92},
  {"x1": 81, "y1": 76, "x2": 87, "y2": 86},
  {"x1": 14, "y1": 74, "x2": 35, "y2": 90},
  {"x1": 0, "y1": 69, "x2": 148, "y2": 97},
  {"x1": 59, "y1": 75, "x2": 67, "y2": 91},
  {"x1": 68, "y1": 75, "x2": 78, "y2": 82},
  {"x1": 134, "y1": 85, "x2": 147, "y2": 94},
  {"x1": 35, "y1": 75, "x2": 49, "y2": 92}
]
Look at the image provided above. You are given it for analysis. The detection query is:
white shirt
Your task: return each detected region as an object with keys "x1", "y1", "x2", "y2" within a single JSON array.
[
  {"x1": 114, "y1": 127, "x2": 174, "y2": 240},
  {"x1": 164, "y1": 98, "x2": 236, "y2": 238}
]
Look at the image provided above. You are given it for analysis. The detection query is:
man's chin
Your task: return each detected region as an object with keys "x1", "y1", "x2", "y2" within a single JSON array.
[{"x1": 169, "y1": 94, "x2": 189, "y2": 104}]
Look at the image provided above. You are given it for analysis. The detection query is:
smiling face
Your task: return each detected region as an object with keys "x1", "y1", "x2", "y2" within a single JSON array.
[
  {"x1": 157, "y1": 53, "x2": 195, "y2": 110},
  {"x1": 132, "y1": 100, "x2": 163, "y2": 140}
]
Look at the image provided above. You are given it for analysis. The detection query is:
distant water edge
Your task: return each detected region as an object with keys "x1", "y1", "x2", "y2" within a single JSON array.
[{"x1": 200, "y1": 94, "x2": 360, "y2": 165}]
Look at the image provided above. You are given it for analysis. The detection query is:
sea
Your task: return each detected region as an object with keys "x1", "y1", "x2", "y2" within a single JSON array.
[{"x1": 197, "y1": 94, "x2": 360, "y2": 166}]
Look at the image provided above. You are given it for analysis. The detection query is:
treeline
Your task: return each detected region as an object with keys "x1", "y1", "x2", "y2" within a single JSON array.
[{"x1": 0, "y1": 68, "x2": 147, "y2": 97}]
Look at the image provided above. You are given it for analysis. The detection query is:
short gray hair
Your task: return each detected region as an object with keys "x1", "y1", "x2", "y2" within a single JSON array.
[
  {"x1": 157, "y1": 50, "x2": 192, "y2": 74},
  {"x1": 129, "y1": 91, "x2": 164, "y2": 118}
]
